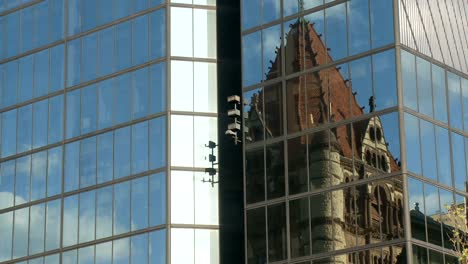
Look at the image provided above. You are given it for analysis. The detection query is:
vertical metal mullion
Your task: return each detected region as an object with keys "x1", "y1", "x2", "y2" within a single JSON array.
[{"x1": 165, "y1": 2, "x2": 171, "y2": 263}]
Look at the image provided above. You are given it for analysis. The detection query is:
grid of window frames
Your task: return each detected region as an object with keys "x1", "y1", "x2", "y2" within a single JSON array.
[
  {"x1": 242, "y1": 0, "x2": 402, "y2": 262},
  {"x1": 168, "y1": 0, "x2": 219, "y2": 263},
  {"x1": 0, "y1": 0, "x2": 169, "y2": 263},
  {"x1": 402, "y1": 49, "x2": 468, "y2": 256}
]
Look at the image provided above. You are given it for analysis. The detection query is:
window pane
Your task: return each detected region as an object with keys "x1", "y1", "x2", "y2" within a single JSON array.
[
  {"x1": 268, "y1": 203, "x2": 286, "y2": 261},
  {"x1": 47, "y1": 147, "x2": 63, "y2": 197},
  {"x1": 134, "y1": 0, "x2": 148, "y2": 13},
  {"x1": 4, "y1": 61, "x2": 18, "y2": 107},
  {"x1": 80, "y1": 137, "x2": 97, "y2": 188},
  {"x1": 171, "y1": 61, "x2": 193, "y2": 111},
  {"x1": 348, "y1": 0, "x2": 370, "y2": 55},
  {"x1": 150, "y1": 230, "x2": 166, "y2": 264},
  {"x1": 150, "y1": 173, "x2": 166, "y2": 226},
  {"x1": 401, "y1": 50, "x2": 417, "y2": 110},
  {"x1": 49, "y1": 95, "x2": 64, "y2": 144},
  {"x1": 29, "y1": 203, "x2": 45, "y2": 255},
  {"x1": 290, "y1": 198, "x2": 310, "y2": 258},
  {"x1": 326, "y1": 4, "x2": 347, "y2": 61},
  {"x1": 373, "y1": 49, "x2": 397, "y2": 110},
  {"x1": 97, "y1": 132, "x2": 113, "y2": 184},
  {"x1": 132, "y1": 68, "x2": 149, "y2": 119},
  {"x1": 194, "y1": 172, "x2": 218, "y2": 225},
  {"x1": 150, "y1": 10, "x2": 166, "y2": 59},
  {"x1": 132, "y1": 122, "x2": 149, "y2": 174},
  {"x1": 31, "y1": 151, "x2": 47, "y2": 201},
  {"x1": 5, "y1": 12, "x2": 19, "y2": 58},
  {"x1": 246, "y1": 147, "x2": 264, "y2": 204},
  {"x1": 264, "y1": 83, "x2": 283, "y2": 137},
  {"x1": 0, "y1": 161, "x2": 15, "y2": 209},
  {"x1": 81, "y1": 85, "x2": 97, "y2": 134},
  {"x1": 17, "y1": 105, "x2": 32, "y2": 153},
  {"x1": 15, "y1": 156, "x2": 30, "y2": 205},
  {"x1": 432, "y1": 65, "x2": 447, "y2": 123},
  {"x1": 20, "y1": 7, "x2": 34, "y2": 53},
  {"x1": 171, "y1": 115, "x2": 193, "y2": 166},
  {"x1": 79, "y1": 191, "x2": 96, "y2": 243},
  {"x1": 404, "y1": 114, "x2": 421, "y2": 175},
  {"x1": 115, "y1": 73, "x2": 131, "y2": 124},
  {"x1": 113, "y1": 238, "x2": 130, "y2": 264},
  {"x1": 247, "y1": 208, "x2": 266, "y2": 264},
  {"x1": 420, "y1": 120, "x2": 437, "y2": 181},
  {"x1": 33, "y1": 100, "x2": 48, "y2": 148},
  {"x1": 242, "y1": 0, "x2": 260, "y2": 29},
  {"x1": 171, "y1": 171, "x2": 194, "y2": 224},
  {"x1": 114, "y1": 182, "x2": 130, "y2": 235},
  {"x1": 96, "y1": 242, "x2": 112, "y2": 264},
  {"x1": 288, "y1": 137, "x2": 307, "y2": 195},
  {"x1": 65, "y1": 142, "x2": 80, "y2": 192},
  {"x1": 50, "y1": 0, "x2": 65, "y2": 42},
  {"x1": 13, "y1": 207, "x2": 29, "y2": 258},
  {"x1": 116, "y1": 21, "x2": 132, "y2": 71},
  {"x1": 448, "y1": 73, "x2": 462, "y2": 130},
  {"x1": 63, "y1": 195, "x2": 78, "y2": 247},
  {"x1": 83, "y1": 0, "x2": 98, "y2": 31},
  {"x1": 150, "y1": 62, "x2": 166, "y2": 114},
  {"x1": 416, "y1": 57, "x2": 432, "y2": 117},
  {"x1": 82, "y1": 33, "x2": 98, "y2": 82},
  {"x1": 194, "y1": 62, "x2": 217, "y2": 113},
  {"x1": 131, "y1": 234, "x2": 149, "y2": 264},
  {"x1": 195, "y1": 229, "x2": 219, "y2": 264},
  {"x1": 194, "y1": 9, "x2": 216, "y2": 59},
  {"x1": 96, "y1": 186, "x2": 113, "y2": 239},
  {"x1": 132, "y1": 15, "x2": 149, "y2": 66},
  {"x1": 50, "y1": 44, "x2": 65, "y2": 92},
  {"x1": 149, "y1": 117, "x2": 166, "y2": 170},
  {"x1": 435, "y1": 126, "x2": 451, "y2": 187},
  {"x1": 46, "y1": 200, "x2": 61, "y2": 251},
  {"x1": 194, "y1": 116, "x2": 217, "y2": 168},
  {"x1": 99, "y1": 0, "x2": 114, "y2": 25},
  {"x1": 370, "y1": 0, "x2": 394, "y2": 47},
  {"x1": 266, "y1": 142, "x2": 285, "y2": 199},
  {"x1": 99, "y1": 27, "x2": 115, "y2": 77},
  {"x1": 66, "y1": 89, "x2": 81, "y2": 139},
  {"x1": 78, "y1": 245, "x2": 95, "y2": 264},
  {"x1": 171, "y1": 7, "x2": 193, "y2": 57},
  {"x1": 2, "y1": 109, "x2": 17, "y2": 157},
  {"x1": 0, "y1": 212, "x2": 13, "y2": 261},
  {"x1": 45, "y1": 254, "x2": 60, "y2": 264},
  {"x1": 171, "y1": 228, "x2": 194, "y2": 264},
  {"x1": 242, "y1": 32, "x2": 262, "y2": 86},
  {"x1": 263, "y1": 0, "x2": 280, "y2": 23},
  {"x1": 98, "y1": 79, "x2": 115, "y2": 129},
  {"x1": 132, "y1": 177, "x2": 149, "y2": 231},
  {"x1": 34, "y1": 49, "x2": 49, "y2": 97},
  {"x1": 68, "y1": 0, "x2": 81, "y2": 36},
  {"x1": 451, "y1": 132, "x2": 466, "y2": 191},
  {"x1": 19, "y1": 55, "x2": 34, "y2": 102},
  {"x1": 114, "y1": 127, "x2": 131, "y2": 178},
  {"x1": 36, "y1": 1, "x2": 49, "y2": 47},
  {"x1": 115, "y1": 0, "x2": 131, "y2": 19},
  {"x1": 67, "y1": 39, "x2": 81, "y2": 87}
]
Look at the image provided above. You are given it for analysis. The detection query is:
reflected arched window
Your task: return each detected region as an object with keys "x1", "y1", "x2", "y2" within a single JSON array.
[
  {"x1": 366, "y1": 150, "x2": 372, "y2": 165},
  {"x1": 376, "y1": 127, "x2": 382, "y2": 141},
  {"x1": 369, "y1": 126, "x2": 375, "y2": 141}
]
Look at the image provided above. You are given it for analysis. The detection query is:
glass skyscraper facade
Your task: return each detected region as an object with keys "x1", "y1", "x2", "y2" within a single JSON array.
[
  {"x1": 242, "y1": 0, "x2": 467, "y2": 263},
  {"x1": 0, "y1": 0, "x2": 218, "y2": 263}
]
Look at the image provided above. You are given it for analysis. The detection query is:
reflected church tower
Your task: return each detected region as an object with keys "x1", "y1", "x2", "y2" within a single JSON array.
[{"x1": 244, "y1": 5, "x2": 404, "y2": 263}]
